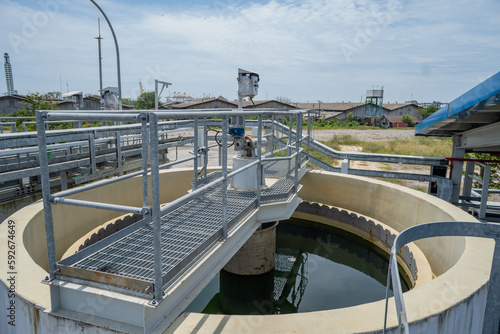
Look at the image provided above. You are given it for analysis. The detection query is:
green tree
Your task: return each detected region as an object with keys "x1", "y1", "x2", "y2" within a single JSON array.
[
  {"x1": 135, "y1": 91, "x2": 157, "y2": 109},
  {"x1": 416, "y1": 105, "x2": 439, "y2": 119},
  {"x1": 8, "y1": 93, "x2": 59, "y2": 131},
  {"x1": 468, "y1": 153, "x2": 500, "y2": 189},
  {"x1": 347, "y1": 112, "x2": 353, "y2": 122},
  {"x1": 402, "y1": 115, "x2": 415, "y2": 127},
  {"x1": 46, "y1": 91, "x2": 62, "y2": 99},
  {"x1": 276, "y1": 96, "x2": 293, "y2": 104}
]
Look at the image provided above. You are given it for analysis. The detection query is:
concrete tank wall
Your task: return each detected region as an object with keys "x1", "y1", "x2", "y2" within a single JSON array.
[{"x1": 0, "y1": 169, "x2": 494, "y2": 333}]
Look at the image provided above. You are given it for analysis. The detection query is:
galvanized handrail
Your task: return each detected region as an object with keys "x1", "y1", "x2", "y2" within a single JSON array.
[
  {"x1": 35, "y1": 109, "x2": 310, "y2": 303},
  {"x1": 383, "y1": 221, "x2": 500, "y2": 334},
  {"x1": 459, "y1": 161, "x2": 492, "y2": 220}
]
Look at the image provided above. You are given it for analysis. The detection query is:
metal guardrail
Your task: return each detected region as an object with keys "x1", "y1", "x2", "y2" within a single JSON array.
[
  {"x1": 459, "y1": 161, "x2": 494, "y2": 220},
  {"x1": 383, "y1": 221, "x2": 500, "y2": 334},
  {"x1": 269, "y1": 121, "x2": 453, "y2": 201},
  {"x1": 36, "y1": 108, "x2": 309, "y2": 303},
  {"x1": 0, "y1": 122, "x2": 16, "y2": 133},
  {"x1": 0, "y1": 121, "x2": 193, "y2": 202},
  {"x1": 2, "y1": 111, "x2": 455, "y2": 204}
]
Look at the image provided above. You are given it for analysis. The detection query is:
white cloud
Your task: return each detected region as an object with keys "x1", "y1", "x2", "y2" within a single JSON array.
[{"x1": 0, "y1": 0, "x2": 499, "y2": 102}]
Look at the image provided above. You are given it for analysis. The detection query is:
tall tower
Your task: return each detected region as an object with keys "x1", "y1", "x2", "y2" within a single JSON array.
[
  {"x1": 4, "y1": 53, "x2": 15, "y2": 95},
  {"x1": 364, "y1": 87, "x2": 384, "y2": 124}
]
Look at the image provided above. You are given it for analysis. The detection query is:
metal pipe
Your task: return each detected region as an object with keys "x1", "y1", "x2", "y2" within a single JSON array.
[
  {"x1": 203, "y1": 117, "x2": 208, "y2": 178},
  {"x1": 307, "y1": 110, "x2": 311, "y2": 159},
  {"x1": 159, "y1": 176, "x2": 225, "y2": 215},
  {"x1": 36, "y1": 112, "x2": 58, "y2": 281},
  {"x1": 53, "y1": 168, "x2": 144, "y2": 198},
  {"x1": 222, "y1": 116, "x2": 228, "y2": 239},
  {"x1": 90, "y1": 0, "x2": 122, "y2": 110},
  {"x1": 149, "y1": 112, "x2": 163, "y2": 302},
  {"x1": 46, "y1": 113, "x2": 138, "y2": 121},
  {"x1": 155, "y1": 79, "x2": 158, "y2": 110},
  {"x1": 193, "y1": 117, "x2": 198, "y2": 191},
  {"x1": 141, "y1": 118, "x2": 149, "y2": 207},
  {"x1": 158, "y1": 155, "x2": 196, "y2": 170},
  {"x1": 52, "y1": 197, "x2": 143, "y2": 214},
  {"x1": 257, "y1": 115, "x2": 262, "y2": 207},
  {"x1": 157, "y1": 159, "x2": 258, "y2": 216},
  {"x1": 262, "y1": 149, "x2": 302, "y2": 162},
  {"x1": 270, "y1": 114, "x2": 275, "y2": 158},
  {"x1": 151, "y1": 109, "x2": 308, "y2": 119},
  {"x1": 384, "y1": 221, "x2": 500, "y2": 334},
  {"x1": 89, "y1": 134, "x2": 97, "y2": 174},
  {"x1": 295, "y1": 114, "x2": 300, "y2": 190}
]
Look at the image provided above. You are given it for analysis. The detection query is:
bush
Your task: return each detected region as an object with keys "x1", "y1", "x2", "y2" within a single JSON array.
[{"x1": 402, "y1": 115, "x2": 415, "y2": 127}]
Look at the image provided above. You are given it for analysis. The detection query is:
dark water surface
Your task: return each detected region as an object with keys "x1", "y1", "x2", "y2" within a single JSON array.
[{"x1": 185, "y1": 218, "x2": 410, "y2": 315}]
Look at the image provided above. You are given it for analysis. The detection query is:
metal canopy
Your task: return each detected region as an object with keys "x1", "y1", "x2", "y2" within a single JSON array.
[{"x1": 415, "y1": 71, "x2": 500, "y2": 139}]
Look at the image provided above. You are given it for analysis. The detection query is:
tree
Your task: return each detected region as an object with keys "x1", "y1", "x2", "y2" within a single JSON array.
[
  {"x1": 347, "y1": 112, "x2": 353, "y2": 122},
  {"x1": 276, "y1": 96, "x2": 293, "y2": 104},
  {"x1": 416, "y1": 105, "x2": 439, "y2": 119},
  {"x1": 468, "y1": 153, "x2": 500, "y2": 190},
  {"x1": 135, "y1": 91, "x2": 157, "y2": 109},
  {"x1": 8, "y1": 93, "x2": 59, "y2": 131},
  {"x1": 402, "y1": 115, "x2": 415, "y2": 127},
  {"x1": 46, "y1": 91, "x2": 62, "y2": 99}
]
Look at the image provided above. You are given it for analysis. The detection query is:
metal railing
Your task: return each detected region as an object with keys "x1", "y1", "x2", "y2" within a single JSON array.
[
  {"x1": 269, "y1": 121, "x2": 453, "y2": 201},
  {"x1": 0, "y1": 120, "x2": 192, "y2": 203},
  {"x1": 36, "y1": 108, "x2": 310, "y2": 302},
  {"x1": 458, "y1": 160, "x2": 497, "y2": 220},
  {"x1": 383, "y1": 221, "x2": 500, "y2": 334}
]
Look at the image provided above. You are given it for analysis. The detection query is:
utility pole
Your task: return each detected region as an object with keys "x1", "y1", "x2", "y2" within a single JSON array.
[
  {"x1": 90, "y1": 0, "x2": 122, "y2": 110},
  {"x1": 95, "y1": 18, "x2": 103, "y2": 105}
]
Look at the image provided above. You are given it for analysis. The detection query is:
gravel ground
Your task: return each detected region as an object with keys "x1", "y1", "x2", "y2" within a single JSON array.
[{"x1": 310, "y1": 128, "x2": 417, "y2": 142}]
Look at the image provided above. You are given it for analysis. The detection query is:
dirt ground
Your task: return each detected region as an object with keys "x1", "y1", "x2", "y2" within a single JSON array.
[
  {"x1": 168, "y1": 128, "x2": 429, "y2": 190},
  {"x1": 309, "y1": 128, "x2": 416, "y2": 142}
]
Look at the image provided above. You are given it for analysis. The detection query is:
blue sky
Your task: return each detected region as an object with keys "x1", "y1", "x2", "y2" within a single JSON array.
[{"x1": 1, "y1": 0, "x2": 499, "y2": 103}]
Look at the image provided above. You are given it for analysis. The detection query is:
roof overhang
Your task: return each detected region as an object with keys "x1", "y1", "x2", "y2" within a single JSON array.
[{"x1": 415, "y1": 71, "x2": 500, "y2": 140}]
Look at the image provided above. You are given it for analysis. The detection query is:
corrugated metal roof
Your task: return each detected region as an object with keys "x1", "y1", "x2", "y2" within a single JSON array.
[
  {"x1": 383, "y1": 115, "x2": 423, "y2": 123},
  {"x1": 295, "y1": 102, "x2": 365, "y2": 111},
  {"x1": 415, "y1": 71, "x2": 500, "y2": 137},
  {"x1": 384, "y1": 103, "x2": 421, "y2": 111}
]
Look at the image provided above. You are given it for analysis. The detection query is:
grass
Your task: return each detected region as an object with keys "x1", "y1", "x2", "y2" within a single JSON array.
[
  {"x1": 306, "y1": 134, "x2": 453, "y2": 193},
  {"x1": 359, "y1": 137, "x2": 452, "y2": 157},
  {"x1": 319, "y1": 135, "x2": 452, "y2": 157},
  {"x1": 322, "y1": 134, "x2": 362, "y2": 149}
]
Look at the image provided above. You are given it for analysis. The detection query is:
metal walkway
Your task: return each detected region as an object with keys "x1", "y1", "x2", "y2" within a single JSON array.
[
  {"x1": 57, "y1": 159, "x2": 301, "y2": 296},
  {"x1": 37, "y1": 109, "x2": 309, "y2": 333}
]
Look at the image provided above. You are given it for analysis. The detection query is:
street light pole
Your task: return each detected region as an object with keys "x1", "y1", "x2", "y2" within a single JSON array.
[{"x1": 90, "y1": 0, "x2": 122, "y2": 110}]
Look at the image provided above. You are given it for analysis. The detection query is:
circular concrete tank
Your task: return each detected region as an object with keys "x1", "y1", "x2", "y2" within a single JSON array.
[{"x1": 0, "y1": 169, "x2": 494, "y2": 334}]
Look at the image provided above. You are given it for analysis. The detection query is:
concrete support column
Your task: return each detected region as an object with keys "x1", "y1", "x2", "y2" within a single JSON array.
[
  {"x1": 223, "y1": 222, "x2": 277, "y2": 275},
  {"x1": 450, "y1": 135, "x2": 465, "y2": 204}
]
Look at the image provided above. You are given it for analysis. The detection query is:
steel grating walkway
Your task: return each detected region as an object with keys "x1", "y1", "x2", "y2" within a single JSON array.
[{"x1": 58, "y1": 159, "x2": 303, "y2": 295}]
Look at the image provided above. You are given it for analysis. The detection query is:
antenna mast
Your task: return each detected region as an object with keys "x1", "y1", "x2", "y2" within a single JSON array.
[{"x1": 95, "y1": 18, "x2": 103, "y2": 102}]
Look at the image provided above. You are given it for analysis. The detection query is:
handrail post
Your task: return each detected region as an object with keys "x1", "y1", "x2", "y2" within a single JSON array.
[
  {"x1": 479, "y1": 163, "x2": 491, "y2": 220},
  {"x1": 288, "y1": 115, "x2": 293, "y2": 173},
  {"x1": 222, "y1": 117, "x2": 228, "y2": 239},
  {"x1": 270, "y1": 114, "x2": 275, "y2": 158},
  {"x1": 257, "y1": 115, "x2": 262, "y2": 207},
  {"x1": 307, "y1": 110, "x2": 311, "y2": 159},
  {"x1": 149, "y1": 113, "x2": 163, "y2": 303},
  {"x1": 89, "y1": 134, "x2": 97, "y2": 174},
  {"x1": 203, "y1": 117, "x2": 208, "y2": 178},
  {"x1": 141, "y1": 114, "x2": 149, "y2": 207},
  {"x1": 193, "y1": 117, "x2": 199, "y2": 190},
  {"x1": 36, "y1": 111, "x2": 57, "y2": 281},
  {"x1": 294, "y1": 114, "x2": 299, "y2": 190}
]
